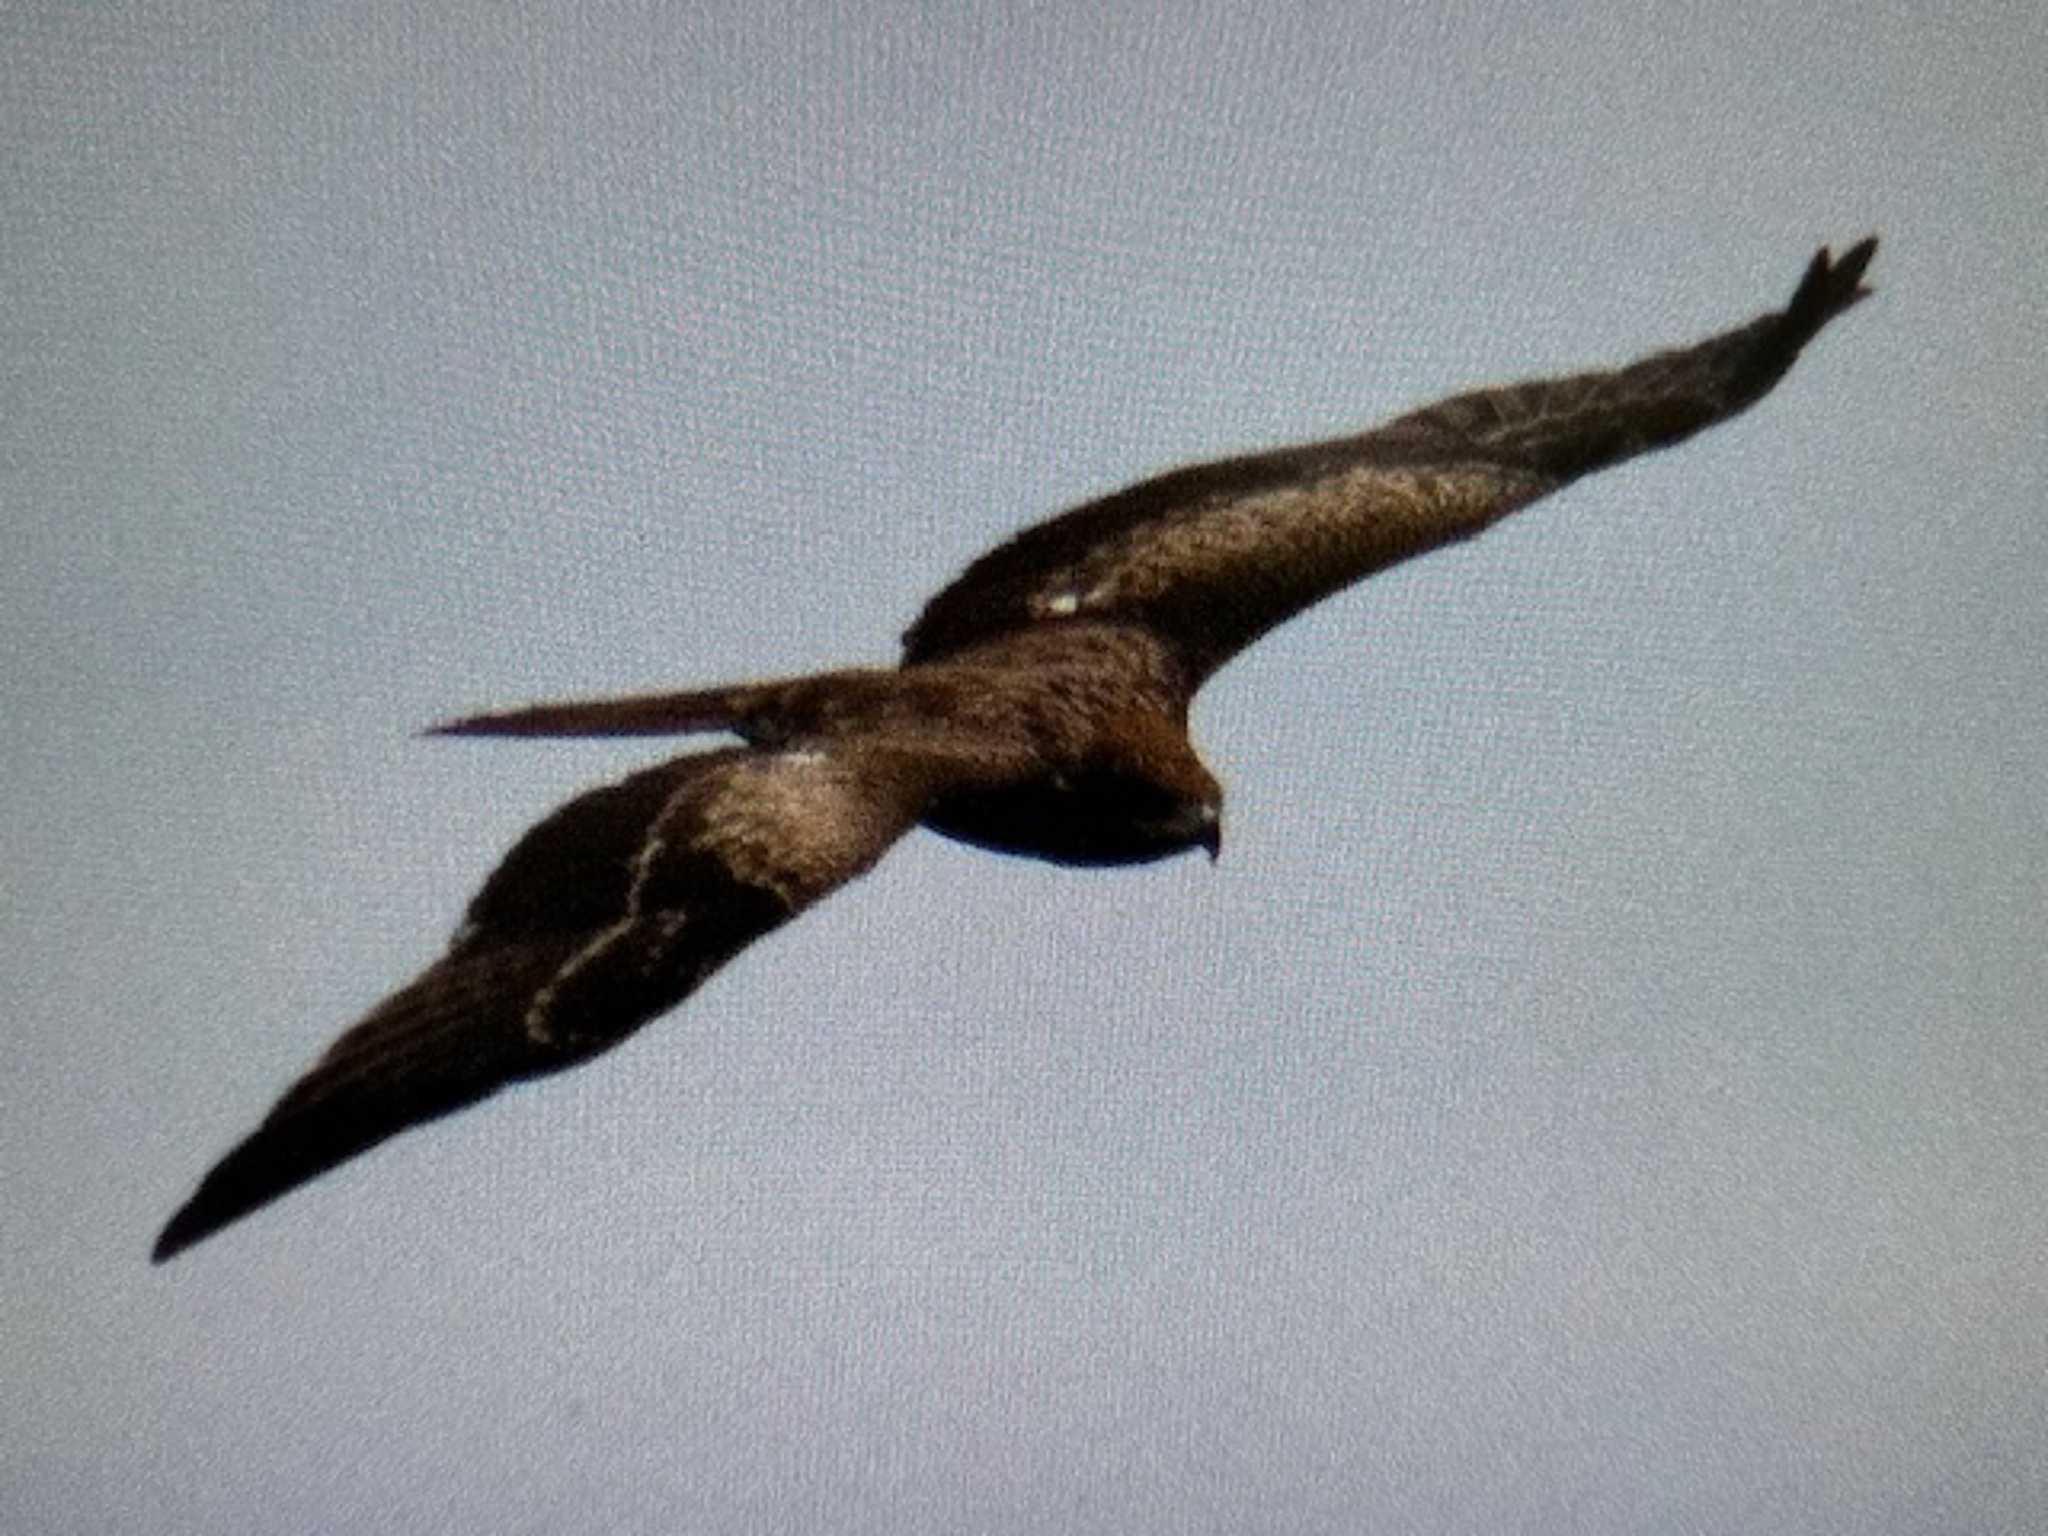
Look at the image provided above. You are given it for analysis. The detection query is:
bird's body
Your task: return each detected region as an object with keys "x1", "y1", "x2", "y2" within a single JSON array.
[{"x1": 153, "y1": 238, "x2": 1877, "y2": 1262}]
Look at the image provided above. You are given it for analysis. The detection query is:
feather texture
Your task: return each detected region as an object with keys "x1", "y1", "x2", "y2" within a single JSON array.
[{"x1": 155, "y1": 239, "x2": 1875, "y2": 1260}]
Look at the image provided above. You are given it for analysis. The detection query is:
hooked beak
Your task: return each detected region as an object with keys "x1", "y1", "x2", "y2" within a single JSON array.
[{"x1": 1197, "y1": 805, "x2": 1222, "y2": 863}]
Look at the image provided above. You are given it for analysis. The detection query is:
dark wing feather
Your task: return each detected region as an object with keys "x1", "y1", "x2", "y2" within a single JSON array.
[
  {"x1": 152, "y1": 744, "x2": 922, "y2": 1261},
  {"x1": 903, "y1": 238, "x2": 1876, "y2": 683}
]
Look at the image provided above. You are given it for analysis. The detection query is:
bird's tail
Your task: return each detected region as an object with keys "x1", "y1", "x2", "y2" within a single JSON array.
[{"x1": 426, "y1": 672, "x2": 881, "y2": 741}]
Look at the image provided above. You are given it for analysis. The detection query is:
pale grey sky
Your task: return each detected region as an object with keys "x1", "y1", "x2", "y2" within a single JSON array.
[{"x1": 6, "y1": 2, "x2": 2045, "y2": 1531}]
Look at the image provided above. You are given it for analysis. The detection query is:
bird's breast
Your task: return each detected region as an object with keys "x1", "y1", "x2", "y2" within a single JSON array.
[{"x1": 921, "y1": 767, "x2": 1212, "y2": 868}]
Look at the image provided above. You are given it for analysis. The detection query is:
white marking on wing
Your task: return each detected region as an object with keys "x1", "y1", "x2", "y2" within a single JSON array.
[{"x1": 523, "y1": 781, "x2": 697, "y2": 1045}]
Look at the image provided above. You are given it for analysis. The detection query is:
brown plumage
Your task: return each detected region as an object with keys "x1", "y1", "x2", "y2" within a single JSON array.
[{"x1": 152, "y1": 238, "x2": 1876, "y2": 1262}]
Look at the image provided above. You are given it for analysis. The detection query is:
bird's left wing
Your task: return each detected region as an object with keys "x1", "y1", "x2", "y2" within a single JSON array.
[
  {"x1": 153, "y1": 742, "x2": 928, "y2": 1261},
  {"x1": 903, "y1": 238, "x2": 1876, "y2": 683}
]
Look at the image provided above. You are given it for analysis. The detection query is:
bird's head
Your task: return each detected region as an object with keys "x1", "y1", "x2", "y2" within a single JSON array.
[
  {"x1": 916, "y1": 706, "x2": 1222, "y2": 869},
  {"x1": 1165, "y1": 791, "x2": 1223, "y2": 863},
  {"x1": 1097, "y1": 710, "x2": 1224, "y2": 864}
]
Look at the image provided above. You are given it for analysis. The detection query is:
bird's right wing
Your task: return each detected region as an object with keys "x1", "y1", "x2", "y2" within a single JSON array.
[
  {"x1": 902, "y1": 238, "x2": 1877, "y2": 683},
  {"x1": 152, "y1": 741, "x2": 931, "y2": 1261}
]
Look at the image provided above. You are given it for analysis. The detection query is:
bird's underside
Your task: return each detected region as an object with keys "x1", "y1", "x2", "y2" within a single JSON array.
[{"x1": 152, "y1": 236, "x2": 1876, "y2": 1262}]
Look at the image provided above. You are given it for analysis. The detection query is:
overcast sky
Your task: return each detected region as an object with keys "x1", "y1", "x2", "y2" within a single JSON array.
[{"x1": 6, "y1": 2, "x2": 2045, "y2": 1531}]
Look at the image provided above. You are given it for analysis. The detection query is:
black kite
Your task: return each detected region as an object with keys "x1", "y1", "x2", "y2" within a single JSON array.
[{"x1": 153, "y1": 238, "x2": 1877, "y2": 1261}]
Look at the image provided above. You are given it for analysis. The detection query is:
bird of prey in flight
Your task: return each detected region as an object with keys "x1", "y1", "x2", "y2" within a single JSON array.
[{"x1": 152, "y1": 237, "x2": 1877, "y2": 1262}]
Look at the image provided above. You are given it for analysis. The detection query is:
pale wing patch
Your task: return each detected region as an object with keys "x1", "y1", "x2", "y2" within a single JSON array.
[
  {"x1": 524, "y1": 776, "x2": 702, "y2": 1045},
  {"x1": 521, "y1": 749, "x2": 922, "y2": 1046},
  {"x1": 692, "y1": 749, "x2": 914, "y2": 906},
  {"x1": 1023, "y1": 463, "x2": 1552, "y2": 617}
]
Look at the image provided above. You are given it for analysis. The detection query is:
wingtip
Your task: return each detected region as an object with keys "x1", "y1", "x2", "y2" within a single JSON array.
[
  {"x1": 152, "y1": 1165, "x2": 263, "y2": 1261},
  {"x1": 1834, "y1": 232, "x2": 1880, "y2": 301},
  {"x1": 149, "y1": 1127, "x2": 318, "y2": 1264},
  {"x1": 1789, "y1": 234, "x2": 1880, "y2": 328},
  {"x1": 150, "y1": 1206, "x2": 206, "y2": 1265}
]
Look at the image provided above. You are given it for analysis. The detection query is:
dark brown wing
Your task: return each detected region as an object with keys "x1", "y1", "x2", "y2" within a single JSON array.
[
  {"x1": 903, "y1": 238, "x2": 1877, "y2": 683},
  {"x1": 152, "y1": 744, "x2": 924, "y2": 1261}
]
